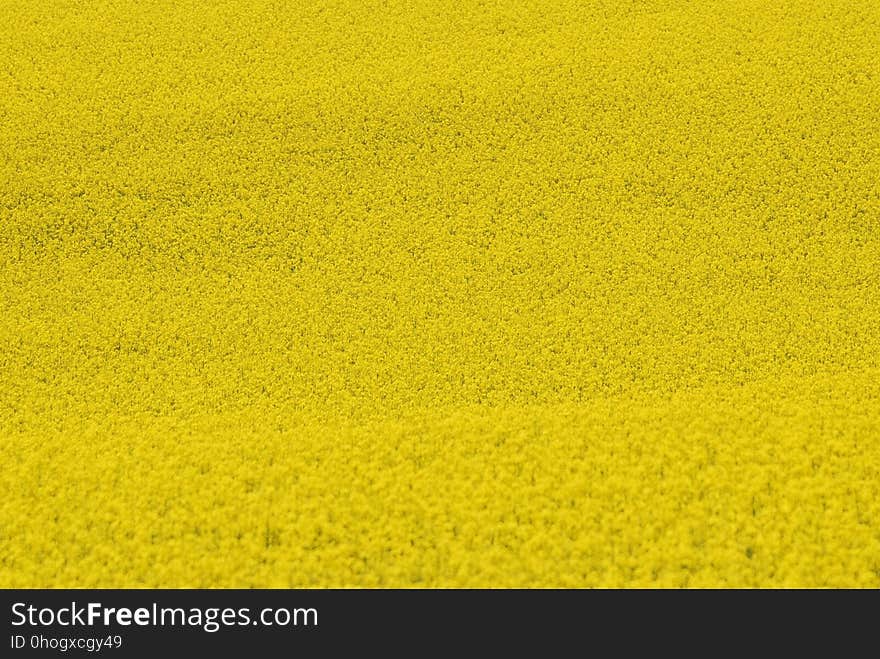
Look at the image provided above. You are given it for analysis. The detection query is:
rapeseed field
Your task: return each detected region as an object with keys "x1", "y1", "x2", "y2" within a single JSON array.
[{"x1": 1, "y1": 0, "x2": 879, "y2": 587}]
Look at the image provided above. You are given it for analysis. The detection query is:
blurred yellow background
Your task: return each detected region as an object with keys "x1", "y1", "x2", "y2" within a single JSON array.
[{"x1": 1, "y1": 0, "x2": 878, "y2": 586}]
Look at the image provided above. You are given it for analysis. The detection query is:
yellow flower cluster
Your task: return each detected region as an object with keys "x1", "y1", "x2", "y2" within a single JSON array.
[{"x1": 1, "y1": 0, "x2": 878, "y2": 587}]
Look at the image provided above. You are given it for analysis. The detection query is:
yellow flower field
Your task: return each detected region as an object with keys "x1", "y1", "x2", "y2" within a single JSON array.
[{"x1": 1, "y1": 0, "x2": 878, "y2": 587}]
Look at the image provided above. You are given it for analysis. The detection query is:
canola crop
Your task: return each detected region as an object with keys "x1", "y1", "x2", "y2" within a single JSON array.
[{"x1": 1, "y1": 0, "x2": 879, "y2": 588}]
